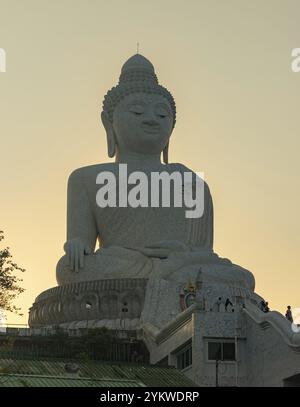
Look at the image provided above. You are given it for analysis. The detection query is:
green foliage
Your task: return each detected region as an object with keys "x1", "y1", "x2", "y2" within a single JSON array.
[
  {"x1": 80, "y1": 328, "x2": 115, "y2": 360},
  {"x1": 52, "y1": 325, "x2": 69, "y2": 339},
  {"x1": 7, "y1": 327, "x2": 116, "y2": 361},
  {"x1": 69, "y1": 328, "x2": 115, "y2": 360},
  {"x1": 0, "y1": 336, "x2": 16, "y2": 352},
  {"x1": 0, "y1": 328, "x2": 149, "y2": 363},
  {"x1": 0, "y1": 231, "x2": 25, "y2": 314}
]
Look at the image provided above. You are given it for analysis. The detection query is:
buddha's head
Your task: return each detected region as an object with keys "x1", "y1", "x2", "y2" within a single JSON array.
[{"x1": 101, "y1": 54, "x2": 176, "y2": 163}]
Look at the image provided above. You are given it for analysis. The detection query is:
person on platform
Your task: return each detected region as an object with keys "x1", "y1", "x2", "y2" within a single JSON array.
[{"x1": 285, "y1": 306, "x2": 293, "y2": 323}]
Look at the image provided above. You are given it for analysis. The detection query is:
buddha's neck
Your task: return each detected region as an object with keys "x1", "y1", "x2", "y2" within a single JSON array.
[{"x1": 116, "y1": 151, "x2": 163, "y2": 168}]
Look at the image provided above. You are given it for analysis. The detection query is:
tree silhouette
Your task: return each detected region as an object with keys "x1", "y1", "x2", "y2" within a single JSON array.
[{"x1": 0, "y1": 231, "x2": 25, "y2": 315}]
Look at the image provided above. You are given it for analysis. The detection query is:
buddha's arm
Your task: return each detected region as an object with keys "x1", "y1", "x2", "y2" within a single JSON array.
[
  {"x1": 64, "y1": 169, "x2": 98, "y2": 272},
  {"x1": 202, "y1": 182, "x2": 214, "y2": 249},
  {"x1": 186, "y1": 180, "x2": 214, "y2": 250}
]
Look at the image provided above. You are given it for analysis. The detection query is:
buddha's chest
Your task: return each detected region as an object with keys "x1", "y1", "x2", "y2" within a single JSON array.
[{"x1": 95, "y1": 205, "x2": 189, "y2": 247}]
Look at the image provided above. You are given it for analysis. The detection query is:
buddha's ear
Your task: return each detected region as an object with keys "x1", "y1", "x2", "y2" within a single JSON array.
[
  {"x1": 163, "y1": 141, "x2": 169, "y2": 164},
  {"x1": 101, "y1": 111, "x2": 116, "y2": 158}
]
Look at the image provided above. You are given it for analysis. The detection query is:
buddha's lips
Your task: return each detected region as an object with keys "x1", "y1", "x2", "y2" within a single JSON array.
[{"x1": 142, "y1": 124, "x2": 160, "y2": 133}]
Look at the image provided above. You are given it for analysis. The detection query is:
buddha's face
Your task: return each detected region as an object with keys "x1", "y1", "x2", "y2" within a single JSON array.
[{"x1": 112, "y1": 93, "x2": 173, "y2": 156}]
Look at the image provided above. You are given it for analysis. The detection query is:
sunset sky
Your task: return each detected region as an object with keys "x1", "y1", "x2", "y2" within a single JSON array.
[{"x1": 0, "y1": 0, "x2": 299, "y2": 325}]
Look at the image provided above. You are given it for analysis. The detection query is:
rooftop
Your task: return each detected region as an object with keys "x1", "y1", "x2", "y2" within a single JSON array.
[{"x1": 0, "y1": 358, "x2": 197, "y2": 387}]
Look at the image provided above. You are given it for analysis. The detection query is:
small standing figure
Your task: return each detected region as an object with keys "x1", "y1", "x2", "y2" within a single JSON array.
[
  {"x1": 259, "y1": 300, "x2": 266, "y2": 311},
  {"x1": 225, "y1": 298, "x2": 233, "y2": 311},
  {"x1": 285, "y1": 306, "x2": 293, "y2": 323},
  {"x1": 216, "y1": 297, "x2": 222, "y2": 312},
  {"x1": 264, "y1": 301, "x2": 270, "y2": 313}
]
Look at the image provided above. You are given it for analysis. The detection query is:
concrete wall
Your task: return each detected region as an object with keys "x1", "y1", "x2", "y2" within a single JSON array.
[
  {"x1": 146, "y1": 318, "x2": 193, "y2": 365},
  {"x1": 192, "y1": 310, "x2": 248, "y2": 386},
  {"x1": 245, "y1": 313, "x2": 300, "y2": 386},
  {"x1": 146, "y1": 306, "x2": 300, "y2": 387}
]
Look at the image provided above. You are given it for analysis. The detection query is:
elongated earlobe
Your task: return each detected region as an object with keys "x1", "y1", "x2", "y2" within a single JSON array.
[
  {"x1": 107, "y1": 135, "x2": 116, "y2": 158},
  {"x1": 163, "y1": 142, "x2": 169, "y2": 164},
  {"x1": 101, "y1": 111, "x2": 116, "y2": 158}
]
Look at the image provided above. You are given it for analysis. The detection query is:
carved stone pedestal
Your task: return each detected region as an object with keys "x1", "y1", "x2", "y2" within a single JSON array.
[{"x1": 29, "y1": 278, "x2": 147, "y2": 331}]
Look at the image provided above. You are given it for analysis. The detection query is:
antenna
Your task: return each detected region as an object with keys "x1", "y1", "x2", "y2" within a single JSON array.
[{"x1": 136, "y1": 42, "x2": 139, "y2": 54}]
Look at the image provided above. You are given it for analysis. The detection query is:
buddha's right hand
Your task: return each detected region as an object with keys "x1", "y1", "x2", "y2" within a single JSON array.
[{"x1": 63, "y1": 238, "x2": 92, "y2": 273}]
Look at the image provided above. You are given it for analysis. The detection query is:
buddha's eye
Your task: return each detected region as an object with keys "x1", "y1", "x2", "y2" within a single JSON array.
[
  {"x1": 129, "y1": 104, "x2": 144, "y2": 116},
  {"x1": 155, "y1": 107, "x2": 169, "y2": 119}
]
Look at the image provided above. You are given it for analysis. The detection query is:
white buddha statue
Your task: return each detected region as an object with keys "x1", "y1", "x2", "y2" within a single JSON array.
[{"x1": 55, "y1": 54, "x2": 255, "y2": 328}]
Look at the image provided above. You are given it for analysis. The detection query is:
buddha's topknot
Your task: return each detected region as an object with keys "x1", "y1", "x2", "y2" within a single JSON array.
[{"x1": 102, "y1": 54, "x2": 176, "y2": 128}]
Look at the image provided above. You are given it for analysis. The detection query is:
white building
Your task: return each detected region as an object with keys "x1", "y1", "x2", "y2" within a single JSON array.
[{"x1": 143, "y1": 299, "x2": 300, "y2": 387}]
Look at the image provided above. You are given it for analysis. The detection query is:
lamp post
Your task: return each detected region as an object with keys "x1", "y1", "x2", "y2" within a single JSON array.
[
  {"x1": 216, "y1": 358, "x2": 219, "y2": 387},
  {"x1": 0, "y1": 308, "x2": 6, "y2": 334},
  {"x1": 121, "y1": 302, "x2": 129, "y2": 361},
  {"x1": 215, "y1": 343, "x2": 221, "y2": 387},
  {"x1": 85, "y1": 301, "x2": 92, "y2": 333},
  {"x1": 120, "y1": 302, "x2": 128, "y2": 332}
]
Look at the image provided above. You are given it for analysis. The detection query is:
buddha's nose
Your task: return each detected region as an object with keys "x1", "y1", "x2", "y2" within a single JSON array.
[{"x1": 142, "y1": 119, "x2": 159, "y2": 127}]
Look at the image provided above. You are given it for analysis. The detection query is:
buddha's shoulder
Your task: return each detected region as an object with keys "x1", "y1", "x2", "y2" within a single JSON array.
[
  {"x1": 167, "y1": 162, "x2": 193, "y2": 172},
  {"x1": 167, "y1": 163, "x2": 211, "y2": 191},
  {"x1": 167, "y1": 163, "x2": 204, "y2": 178},
  {"x1": 68, "y1": 163, "x2": 119, "y2": 182}
]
